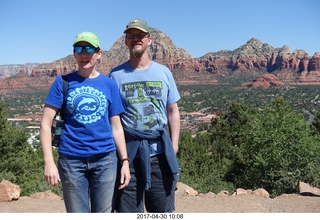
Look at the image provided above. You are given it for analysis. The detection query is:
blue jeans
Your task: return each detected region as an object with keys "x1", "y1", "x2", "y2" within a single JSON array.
[
  {"x1": 116, "y1": 153, "x2": 176, "y2": 213},
  {"x1": 58, "y1": 151, "x2": 117, "y2": 213}
]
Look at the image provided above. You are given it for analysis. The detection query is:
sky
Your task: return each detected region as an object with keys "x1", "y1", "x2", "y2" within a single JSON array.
[{"x1": 1, "y1": 0, "x2": 319, "y2": 65}]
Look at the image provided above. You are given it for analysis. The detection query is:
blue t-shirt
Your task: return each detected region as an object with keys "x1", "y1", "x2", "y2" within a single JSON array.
[
  {"x1": 109, "y1": 61, "x2": 180, "y2": 156},
  {"x1": 45, "y1": 71, "x2": 124, "y2": 157}
]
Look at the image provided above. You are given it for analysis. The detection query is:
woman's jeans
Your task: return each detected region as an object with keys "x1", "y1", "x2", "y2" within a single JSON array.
[{"x1": 58, "y1": 151, "x2": 117, "y2": 213}]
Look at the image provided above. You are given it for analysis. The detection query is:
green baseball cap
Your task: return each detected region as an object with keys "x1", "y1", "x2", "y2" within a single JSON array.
[
  {"x1": 73, "y1": 31, "x2": 100, "y2": 48},
  {"x1": 123, "y1": 19, "x2": 149, "y2": 33}
]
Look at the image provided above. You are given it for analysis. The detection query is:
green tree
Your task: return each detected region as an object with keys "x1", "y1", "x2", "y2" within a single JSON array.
[
  {"x1": 177, "y1": 131, "x2": 234, "y2": 194},
  {"x1": 0, "y1": 100, "x2": 61, "y2": 196},
  {"x1": 310, "y1": 111, "x2": 320, "y2": 135},
  {"x1": 209, "y1": 98, "x2": 320, "y2": 197},
  {"x1": 239, "y1": 98, "x2": 320, "y2": 197}
]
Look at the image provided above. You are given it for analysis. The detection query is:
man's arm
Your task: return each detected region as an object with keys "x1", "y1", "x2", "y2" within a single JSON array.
[{"x1": 166, "y1": 102, "x2": 180, "y2": 155}]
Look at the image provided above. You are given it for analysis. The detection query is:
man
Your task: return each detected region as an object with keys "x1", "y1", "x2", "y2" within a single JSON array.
[{"x1": 109, "y1": 18, "x2": 181, "y2": 213}]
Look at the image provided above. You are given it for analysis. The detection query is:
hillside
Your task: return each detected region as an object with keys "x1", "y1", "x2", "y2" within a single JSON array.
[{"x1": 0, "y1": 28, "x2": 320, "y2": 96}]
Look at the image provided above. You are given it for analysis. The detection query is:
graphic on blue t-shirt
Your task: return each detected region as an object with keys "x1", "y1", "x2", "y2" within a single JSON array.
[
  {"x1": 67, "y1": 86, "x2": 108, "y2": 124},
  {"x1": 121, "y1": 81, "x2": 165, "y2": 130}
]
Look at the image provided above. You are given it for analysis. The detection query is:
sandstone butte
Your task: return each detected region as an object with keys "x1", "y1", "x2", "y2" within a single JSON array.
[{"x1": 0, "y1": 33, "x2": 320, "y2": 93}]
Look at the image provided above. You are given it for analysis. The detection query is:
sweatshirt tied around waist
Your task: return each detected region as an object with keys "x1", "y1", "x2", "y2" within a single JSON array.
[{"x1": 123, "y1": 126, "x2": 180, "y2": 190}]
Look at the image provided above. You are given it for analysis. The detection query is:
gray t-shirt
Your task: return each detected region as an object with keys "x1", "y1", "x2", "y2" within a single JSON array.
[{"x1": 109, "y1": 61, "x2": 180, "y2": 156}]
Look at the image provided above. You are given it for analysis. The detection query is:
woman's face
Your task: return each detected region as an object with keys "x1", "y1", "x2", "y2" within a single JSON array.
[{"x1": 73, "y1": 42, "x2": 102, "y2": 70}]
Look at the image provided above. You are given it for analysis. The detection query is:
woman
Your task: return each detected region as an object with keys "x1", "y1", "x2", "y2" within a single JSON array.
[{"x1": 40, "y1": 31, "x2": 130, "y2": 213}]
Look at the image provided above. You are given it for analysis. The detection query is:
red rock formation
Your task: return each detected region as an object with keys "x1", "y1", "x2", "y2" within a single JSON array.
[
  {"x1": 1, "y1": 34, "x2": 320, "y2": 90},
  {"x1": 241, "y1": 73, "x2": 285, "y2": 88},
  {"x1": 0, "y1": 69, "x2": 54, "y2": 95},
  {"x1": 298, "y1": 53, "x2": 320, "y2": 83},
  {"x1": 308, "y1": 52, "x2": 320, "y2": 75}
]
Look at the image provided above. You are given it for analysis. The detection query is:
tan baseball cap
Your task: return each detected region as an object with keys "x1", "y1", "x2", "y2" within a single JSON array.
[{"x1": 123, "y1": 19, "x2": 150, "y2": 33}]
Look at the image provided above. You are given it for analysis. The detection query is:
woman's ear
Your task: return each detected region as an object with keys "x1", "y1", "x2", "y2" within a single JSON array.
[{"x1": 97, "y1": 49, "x2": 102, "y2": 59}]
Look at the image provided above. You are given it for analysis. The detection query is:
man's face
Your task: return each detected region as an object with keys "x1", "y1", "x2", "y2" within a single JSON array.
[{"x1": 125, "y1": 28, "x2": 151, "y2": 58}]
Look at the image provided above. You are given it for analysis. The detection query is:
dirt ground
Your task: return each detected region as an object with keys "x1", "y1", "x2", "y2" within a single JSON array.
[{"x1": 0, "y1": 193, "x2": 320, "y2": 213}]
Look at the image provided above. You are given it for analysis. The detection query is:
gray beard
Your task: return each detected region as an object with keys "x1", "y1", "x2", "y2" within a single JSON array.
[{"x1": 131, "y1": 48, "x2": 144, "y2": 58}]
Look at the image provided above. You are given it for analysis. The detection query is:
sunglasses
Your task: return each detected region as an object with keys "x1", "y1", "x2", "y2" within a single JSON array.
[
  {"x1": 126, "y1": 33, "x2": 149, "y2": 40},
  {"x1": 73, "y1": 46, "x2": 98, "y2": 54}
]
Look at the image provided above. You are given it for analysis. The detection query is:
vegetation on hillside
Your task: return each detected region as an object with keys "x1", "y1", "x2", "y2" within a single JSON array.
[
  {"x1": 178, "y1": 80, "x2": 320, "y2": 120},
  {"x1": 177, "y1": 98, "x2": 320, "y2": 197},
  {"x1": 1, "y1": 74, "x2": 320, "y2": 197},
  {"x1": 0, "y1": 101, "x2": 61, "y2": 196},
  {"x1": 3, "y1": 75, "x2": 320, "y2": 120},
  {"x1": 1, "y1": 95, "x2": 320, "y2": 198}
]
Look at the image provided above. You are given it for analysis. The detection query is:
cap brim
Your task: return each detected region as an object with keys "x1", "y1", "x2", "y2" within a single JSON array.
[
  {"x1": 123, "y1": 27, "x2": 148, "y2": 33},
  {"x1": 73, "y1": 40, "x2": 99, "y2": 48}
]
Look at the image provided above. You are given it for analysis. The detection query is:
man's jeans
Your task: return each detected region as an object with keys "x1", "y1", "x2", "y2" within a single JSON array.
[
  {"x1": 116, "y1": 153, "x2": 175, "y2": 213},
  {"x1": 58, "y1": 151, "x2": 117, "y2": 213}
]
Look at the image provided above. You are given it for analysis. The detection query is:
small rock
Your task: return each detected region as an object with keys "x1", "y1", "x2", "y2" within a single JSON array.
[{"x1": 0, "y1": 180, "x2": 21, "y2": 202}]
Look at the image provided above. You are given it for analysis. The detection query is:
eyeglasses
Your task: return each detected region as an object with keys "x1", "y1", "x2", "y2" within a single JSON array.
[
  {"x1": 126, "y1": 33, "x2": 149, "y2": 40},
  {"x1": 73, "y1": 46, "x2": 98, "y2": 54}
]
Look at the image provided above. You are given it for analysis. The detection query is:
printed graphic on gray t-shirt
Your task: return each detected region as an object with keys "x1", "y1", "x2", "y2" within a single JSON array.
[{"x1": 121, "y1": 81, "x2": 166, "y2": 130}]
